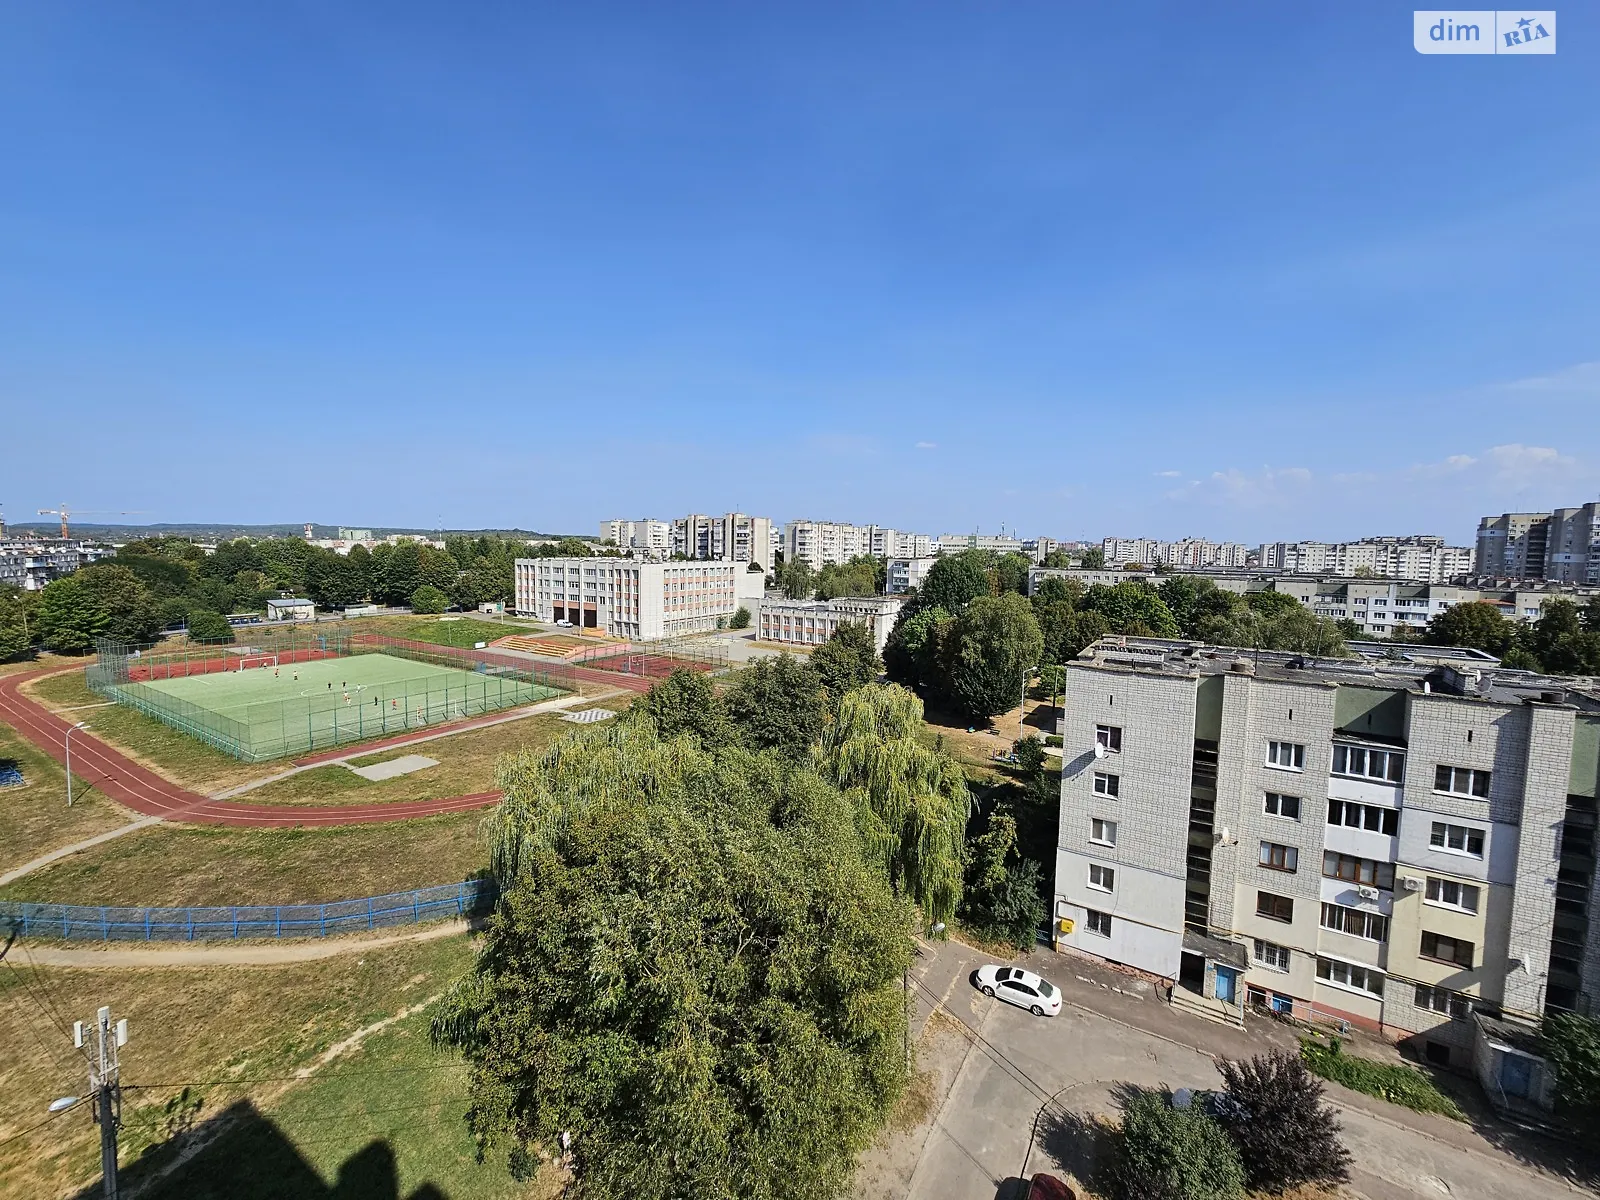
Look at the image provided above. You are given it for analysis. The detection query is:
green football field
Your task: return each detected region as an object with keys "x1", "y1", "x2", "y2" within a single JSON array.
[{"x1": 126, "y1": 652, "x2": 561, "y2": 760}]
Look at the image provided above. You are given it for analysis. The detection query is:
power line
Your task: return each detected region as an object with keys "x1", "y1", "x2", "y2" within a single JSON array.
[{"x1": 0, "y1": 1100, "x2": 83, "y2": 1151}]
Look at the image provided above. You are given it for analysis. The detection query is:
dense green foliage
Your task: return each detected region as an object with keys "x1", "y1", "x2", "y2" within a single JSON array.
[
  {"x1": 776, "y1": 558, "x2": 816, "y2": 600},
  {"x1": 809, "y1": 621, "x2": 881, "y2": 707},
  {"x1": 728, "y1": 605, "x2": 751, "y2": 630},
  {"x1": 814, "y1": 555, "x2": 883, "y2": 600},
  {"x1": 958, "y1": 810, "x2": 1044, "y2": 948},
  {"x1": 1079, "y1": 547, "x2": 1106, "y2": 569},
  {"x1": 1426, "y1": 596, "x2": 1600, "y2": 674},
  {"x1": 438, "y1": 725, "x2": 913, "y2": 1200},
  {"x1": 185, "y1": 608, "x2": 235, "y2": 643},
  {"x1": 918, "y1": 551, "x2": 991, "y2": 612},
  {"x1": 942, "y1": 594, "x2": 1044, "y2": 718},
  {"x1": 723, "y1": 653, "x2": 827, "y2": 758},
  {"x1": 1541, "y1": 1010, "x2": 1600, "y2": 1121},
  {"x1": 1213, "y1": 1052, "x2": 1350, "y2": 1191},
  {"x1": 630, "y1": 668, "x2": 734, "y2": 746},
  {"x1": 409, "y1": 584, "x2": 450, "y2": 614},
  {"x1": 35, "y1": 575, "x2": 110, "y2": 653},
  {"x1": 1299, "y1": 1036, "x2": 1464, "y2": 1118},
  {"x1": 1114, "y1": 1090, "x2": 1245, "y2": 1200},
  {"x1": 0, "y1": 585, "x2": 40, "y2": 660}
]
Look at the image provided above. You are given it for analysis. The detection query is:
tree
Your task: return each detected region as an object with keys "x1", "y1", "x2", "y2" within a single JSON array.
[
  {"x1": 409, "y1": 584, "x2": 449, "y2": 614},
  {"x1": 1081, "y1": 581, "x2": 1179, "y2": 638},
  {"x1": 809, "y1": 621, "x2": 880, "y2": 706},
  {"x1": 1529, "y1": 599, "x2": 1600, "y2": 675},
  {"x1": 919, "y1": 551, "x2": 991, "y2": 613},
  {"x1": 882, "y1": 605, "x2": 950, "y2": 692},
  {"x1": 1012, "y1": 735, "x2": 1045, "y2": 778},
  {"x1": 1041, "y1": 549, "x2": 1071, "y2": 569},
  {"x1": 442, "y1": 725, "x2": 913, "y2": 1199},
  {"x1": 820, "y1": 684, "x2": 969, "y2": 931},
  {"x1": 815, "y1": 556, "x2": 879, "y2": 600},
  {"x1": 723, "y1": 653, "x2": 826, "y2": 758},
  {"x1": 1213, "y1": 1052, "x2": 1350, "y2": 1191},
  {"x1": 1079, "y1": 547, "x2": 1106, "y2": 570},
  {"x1": 0, "y1": 585, "x2": 37, "y2": 661},
  {"x1": 35, "y1": 576, "x2": 108, "y2": 653},
  {"x1": 777, "y1": 558, "x2": 816, "y2": 600},
  {"x1": 549, "y1": 536, "x2": 594, "y2": 557},
  {"x1": 632, "y1": 668, "x2": 732, "y2": 745},
  {"x1": 729, "y1": 606, "x2": 751, "y2": 630},
  {"x1": 1245, "y1": 590, "x2": 1301, "y2": 618},
  {"x1": 1031, "y1": 663, "x2": 1065, "y2": 702},
  {"x1": 1426, "y1": 601, "x2": 1518, "y2": 655},
  {"x1": 1541, "y1": 1011, "x2": 1600, "y2": 1122},
  {"x1": 1157, "y1": 576, "x2": 1218, "y2": 638},
  {"x1": 942, "y1": 594, "x2": 1043, "y2": 719},
  {"x1": 186, "y1": 608, "x2": 235, "y2": 643},
  {"x1": 959, "y1": 810, "x2": 1045, "y2": 949},
  {"x1": 1115, "y1": 1090, "x2": 1245, "y2": 1200},
  {"x1": 383, "y1": 541, "x2": 423, "y2": 605},
  {"x1": 77, "y1": 565, "x2": 164, "y2": 642},
  {"x1": 992, "y1": 552, "x2": 1032, "y2": 596}
]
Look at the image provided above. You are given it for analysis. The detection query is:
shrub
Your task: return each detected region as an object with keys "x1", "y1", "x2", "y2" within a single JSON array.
[
  {"x1": 185, "y1": 609, "x2": 235, "y2": 644},
  {"x1": 1300, "y1": 1036, "x2": 1464, "y2": 1119},
  {"x1": 729, "y1": 606, "x2": 751, "y2": 630},
  {"x1": 1213, "y1": 1051, "x2": 1349, "y2": 1190},
  {"x1": 410, "y1": 584, "x2": 449, "y2": 615},
  {"x1": 1115, "y1": 1089, "x2": 1244, "y2": 1200},
  {"x1": 1541, "y1": 1010, "x2": 1600, "y2": 1120}
]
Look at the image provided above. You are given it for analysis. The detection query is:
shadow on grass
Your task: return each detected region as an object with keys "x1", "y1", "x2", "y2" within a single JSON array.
[{"x1": 79, "y1": 1099, "x2": 450, "y2": 1200}]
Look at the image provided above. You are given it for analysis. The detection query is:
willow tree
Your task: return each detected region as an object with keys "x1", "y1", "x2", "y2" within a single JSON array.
[
  {"x1": 438, "y1": 724, "x2": 913, "y2": 1200},
  {"x1": 819, "y1": 683, "x2": 970, "y2": 931}
]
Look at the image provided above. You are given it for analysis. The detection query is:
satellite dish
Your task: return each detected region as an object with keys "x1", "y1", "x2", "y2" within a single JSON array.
[{"x1": 1093, "y1": 743, "x2": 1107, "y2": 760}]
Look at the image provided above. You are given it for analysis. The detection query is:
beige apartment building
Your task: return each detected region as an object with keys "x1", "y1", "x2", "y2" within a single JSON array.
[
  {"x1": 514, "y1": 557, "x2": 763, "y2": 640},
  {"x1": 1258, "y1": 536, "x2": 1472, "y2": 582},
  {"x1": 1478, "y1": 503, "x2": 1600, "y2": 584}
]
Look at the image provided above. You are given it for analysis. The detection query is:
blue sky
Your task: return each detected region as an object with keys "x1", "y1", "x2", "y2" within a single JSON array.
[{"x1": 2, "y1": 3, "x2": 1596, "y2": 543}]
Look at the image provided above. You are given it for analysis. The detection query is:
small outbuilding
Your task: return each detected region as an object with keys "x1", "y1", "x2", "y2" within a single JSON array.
[{"x1": 266, "y1": 598, "x2": 316, "y2": 622}]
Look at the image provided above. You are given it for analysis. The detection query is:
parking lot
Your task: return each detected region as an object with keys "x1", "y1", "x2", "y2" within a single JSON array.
[{"x1": 862, "y1": 938, "x2": 1591, "y2": 1200}]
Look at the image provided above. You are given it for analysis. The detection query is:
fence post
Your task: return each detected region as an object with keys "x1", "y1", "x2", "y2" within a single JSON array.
[
  {"x1": 319, "y1": 904, "x2": 327, "y2": 937},
  {"x1": 186, "y1": 911, "x2": 194, "y2": 941},
  {"x1": 275, "y1": 907, "x2": 282, "y2": 937},
  {"x1": 368, "y1": 897, "x2": 374, "y2": 929},
  {"x1": 233, "y1": 907, "x2": 239, "y2": 939},
  {"x1": 413, "y1": 891, "x2": 420, "y2": 922},
  {"x1": 101, "y1": 907, "x2": 108, "y2": 939},
  {"x1": 144, "y1": 910, "x2": 151, "y2": 940}
]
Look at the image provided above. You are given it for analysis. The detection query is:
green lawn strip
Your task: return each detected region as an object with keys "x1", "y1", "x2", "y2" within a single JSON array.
[
  {"x1": 0, "y1": 810, "x2": 488, "y2": 907},
  {"x1": 0, "y1": 936, "x2": 480, "y2": 1200},
  {"x1": 0, "y1": 720, "x2": 131, "y2": 875},
  {"x1": 1300, "y1": 1035, "x2": 1465, "y2": 1119},
  {"x1": 144, "y1": 990, "x2": 530, "y2": 1199}
]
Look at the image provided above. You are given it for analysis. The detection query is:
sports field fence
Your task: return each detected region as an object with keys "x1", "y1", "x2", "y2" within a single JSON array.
[{"x1": 0, "y1": 880, "x2": 495, "y2": 942}]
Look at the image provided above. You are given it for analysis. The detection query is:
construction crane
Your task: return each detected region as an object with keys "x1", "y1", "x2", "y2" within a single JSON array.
[{"x1": 36, "y1": 505, "x2": 145, "y2": 540}]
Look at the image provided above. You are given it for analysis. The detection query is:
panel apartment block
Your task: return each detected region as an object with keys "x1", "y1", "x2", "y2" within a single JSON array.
[{"x1": 1054, "y1": 637, "x2": 1600, "y2": 1066}]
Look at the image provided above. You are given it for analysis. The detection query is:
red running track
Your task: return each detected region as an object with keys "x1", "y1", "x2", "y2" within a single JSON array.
[{"x1": 0, "y1": 665, "x2": 508, "y2": 828}]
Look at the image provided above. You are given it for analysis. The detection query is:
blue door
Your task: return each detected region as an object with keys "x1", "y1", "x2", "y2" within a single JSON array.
[
  {"x1": 1214, "y1": 966, "x2": 1239, "y2": 1004},
  {"x1": 1500, "y1": 1053, "x2": 1533, "y2": 1098}
]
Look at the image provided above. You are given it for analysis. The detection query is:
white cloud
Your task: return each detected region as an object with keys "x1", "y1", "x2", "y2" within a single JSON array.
[
  {"x1": 1164, "y1": 465, "x2": 1313, "y2": 509},
  {"x1": 1499, "y1": 362, "x2": 1600, "y2": 394},
  {"x1": 914, "y1": 441, "x2": 937, "y2": 450},
  {"x1": 1153, "y1": 469, "x2": 1182, "y2": 478}
]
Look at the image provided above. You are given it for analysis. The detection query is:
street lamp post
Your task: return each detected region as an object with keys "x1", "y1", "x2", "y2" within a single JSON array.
[{"x1": 65, "y1": 722, "x2": 88, "y2": 807}]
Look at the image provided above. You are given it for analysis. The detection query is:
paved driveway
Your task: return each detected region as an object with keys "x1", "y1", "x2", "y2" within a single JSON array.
[{"x1": 891, "y1": 940, "x2": 1588, "y2": 1200}]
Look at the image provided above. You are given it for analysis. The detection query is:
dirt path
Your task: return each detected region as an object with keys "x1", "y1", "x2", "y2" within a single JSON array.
[
  {"x1": 8, "y1": 916, "x2": 474, "y2": 967},
  {"x1": 0, "y1": 663, "x2": 608, "y2": 827}
]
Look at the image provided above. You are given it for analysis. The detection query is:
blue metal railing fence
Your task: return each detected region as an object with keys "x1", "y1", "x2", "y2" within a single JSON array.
[{"x1": 0, "y1": 879, "x2": 495, "y2": 942}]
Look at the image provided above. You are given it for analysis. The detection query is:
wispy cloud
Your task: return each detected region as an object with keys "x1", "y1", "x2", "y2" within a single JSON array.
[
  {"x1": 1153, "y1": 469, "x2": 1182, "y2": 478},
  {"x1": 1164, "y1": 466, "x2": 1313, "y2": 509},
  {"x1": 914, "y1": 440, "x2": 937, "y2": 450},
  {"x1": 1499, "y1": 362, "x2": 1600, "y2": 394}
]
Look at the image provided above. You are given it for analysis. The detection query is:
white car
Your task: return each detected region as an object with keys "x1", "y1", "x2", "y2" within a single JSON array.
[{"x1": 975, "y1": 964, "x2": 1062, "y2": 1017}]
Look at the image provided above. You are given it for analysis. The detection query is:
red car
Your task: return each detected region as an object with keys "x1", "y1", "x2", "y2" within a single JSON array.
[{"x1": 1022, "y1": 1174, "x2": 1074, "y2": 1200}]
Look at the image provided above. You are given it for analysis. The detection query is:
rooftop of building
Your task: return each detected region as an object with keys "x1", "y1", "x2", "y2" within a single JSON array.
[
  {"x1": 1071, "y1": 635, "x2": 1600, "y2": 710},
  {"x1": 760, "y1": 594, "x2": 904, "y2": 612}
]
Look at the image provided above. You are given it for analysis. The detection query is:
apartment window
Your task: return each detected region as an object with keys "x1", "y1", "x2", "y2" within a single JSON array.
[
  {"x1": 1317, "y1": 957, "x2": 1385, "y2": 997},
  {"x1": 1321, "y1": 853, "x2": 1396, "y2": 890},
  {"x1": 1327, "y1": 800, "x2": 1399, "y2": 836},
  {"x1": 1088, "y1": 864, "x2": 1115, "y2": 892},
  {"x1": 1332, "y1": 744, "x2": 1405, "y2": 783},
  {"x1": 1259, "y1": 842, "x2": 1299, "y2": 872},
  {"x1": 1434, "y1": 765, "x2": 1491, "y2": 799},
  {"x1": 1086, "y1": 909, "x2": 1113, "y2": 938},
  {"x1": 1093, "y1": 772, "x2": 1120, "y2": 798},
  {"x1": 1263, "y1": 792, "x2": 1301, "y2": 821},
  {"x1": 1095, "y1": 725, "x2": 1122, "y2": 753},
  {"x1": 1320, "y1": 903, "x2": 1389, "y2": 942},
  {"x1": 1429, "y1": 822, "x2": 1485, "y2": 858},
  {"x1": 1253, "y1": 939, "x2": 1291, "y2": 972},
  {"x1": 1266, "y1": 741, "x2": 1305, "y2": 770},
  {"x1": 1424, "y1": 877, "x2": 1480, "y2": 913},
  {"x1": 1256, "y1": 891, "x2": 1294, "y2": 923},
  {"x1": 1090, "y1": 818, "x2": 1118, "y2": 847},
  {"x1": 1414, "y1": 984, "x2": 1471, "y2": 1019},
  {"x1": 1420, "y1": 932, "x2": 1474, "y2": 968}
]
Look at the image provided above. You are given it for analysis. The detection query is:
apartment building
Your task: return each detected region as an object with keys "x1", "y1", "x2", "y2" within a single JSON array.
[
  {"x1": 887, "y1": 557, "x2": 938, "y2": 594},
  {"x1": 514, "y1": 557, "x2": 763, "y2": 640},
  {"x1": 1259, "y1": 536, "x2": 1472, "y2": 583},
  {"x1": 0, "y1": 540, "x2": 115, "y2": 591},
  {"x1": 756, "y1": 595, "x2": 904, "y2": 653},
  {"x1": 937, "y1": 532, "x2": 1024, "y2": 556},
  {"x1": 600, "y1": 518, "x2": 672, "y2": 559},
  {"x1": 670, "y1": 513, "x2": 774, "y2": 571},
  {"x1": 783, "y1": 520, "x2": 871, "y2": 569},
  {"x1": 870, "y1": 528, "x2": 935, "y2": 559},
  {"x1": 1103, "y1": 538, "x2": 1250, "y2": 569},
  {"x1": 1054, "y1": 636, "x2": 1599, "y2": 1095},
  {"x1": 1478, "y1": 503, "x2": 1600, "y2": 584}
]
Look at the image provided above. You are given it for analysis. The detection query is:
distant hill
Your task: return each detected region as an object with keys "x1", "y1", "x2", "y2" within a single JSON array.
[{"x1": 4, "y1": 521, "x2": 588, "y2": 542}]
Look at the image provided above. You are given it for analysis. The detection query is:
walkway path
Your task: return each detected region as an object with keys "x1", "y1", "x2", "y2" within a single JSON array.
[
  {"x1": 6, "y1": 917, "x2": 473, "y2": 967},
  {"x1": 0, "y1": 664, "x2": 617, "y2": 828}
]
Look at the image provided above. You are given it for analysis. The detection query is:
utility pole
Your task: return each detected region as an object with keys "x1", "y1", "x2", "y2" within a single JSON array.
[{"x1": 74, "y1": 1006, "x2": 125, "y2": 1200}]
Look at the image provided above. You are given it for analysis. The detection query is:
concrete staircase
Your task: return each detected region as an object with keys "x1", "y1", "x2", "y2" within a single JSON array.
[{"x1": 1169, "y1": 986, "x2": 1245, "y2": 1029}]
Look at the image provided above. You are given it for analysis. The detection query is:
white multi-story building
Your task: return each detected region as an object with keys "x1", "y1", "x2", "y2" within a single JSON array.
[
  {"x1": 515, "y1": 557, "x2": 763, "y2": 641},
  {"x1": 1258, "y1": 537, "x2": 1472, "y2": 583},
  {"x1": 756, "y1": 595, "x2": 904, "y2": 653},
  {"x1": 1053, "y1": 635, "x2": 1599, "y2": 1103},
  {"x1": 600, "y1": 519, "x2": 672, "y2": 559},
  {"x1": 784, "y1": 520, "x2": 872, "y2": 570},
  {"x1": 673, "y1": 513, "x2": 775, "y2": 571},
  {"x1": 887, "y1": 557, "x2": 939, "y2": 594},
  {"x1": 1103, "y1": 538, "x2": 1250, "y2": 569},
  {"x1": 869, "y1": 527, "x2": 935, "y2": 559},
  {"x1": 1477, "y1": 503, "x2": 1600, "y2": 584},
  {"x1": 0, "y1": 540, "x2": 115, "y2": 591},
  {"x1": 937, "y1": 532, "x2": 1024, "y2": 556}
]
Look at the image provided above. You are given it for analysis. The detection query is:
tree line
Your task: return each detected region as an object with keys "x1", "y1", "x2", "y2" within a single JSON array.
[
  {"x1": 1422, "y1": 596, "x2": 1600, "y2": 674},
  {"x1": 0, "y1": 532, "x2": 600, "y2": 657}
]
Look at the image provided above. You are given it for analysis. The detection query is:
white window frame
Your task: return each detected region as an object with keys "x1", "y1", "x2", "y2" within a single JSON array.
[
  {"x1": 1424, "y1": 877, "x2": 1480, "y2": 914},
  {"x1": 1434, "y1": 764, "x2": 1491, "y2": 799},
  {"x1": 1414, "y1": 983, "x2": 1471, "y2": 1019},
  {"x1": 1095, "y1": 724, "x2": 1122, "y2": 753},
  {"x1": 1266, "y1": 741, "x2": 1305, "y2": 771},
  {"x1": 1263, "y1": 792, "x2": 1301, "y2": 821},
  {"x1": 1429, "y1": 822, "x2": 1485, "y2": 859},
  {"x1": 1258, "y1": 841, "x2": 1299, "y2": 873},
  {"x1": 1089, "y1": 818, "x2": 1118, "y2": 847},
  {"x1": 1317, "y1": 956, "x2": 1385, "y2": 998},
  {"x1": 1087, "y1": 863, "x2": 1115, "y2": 893},
  {"x1": 1332, "y1": 743, "x2": 1405, "y2": 783},
  {"x1": 1093, "y1": 772, "x2": 1120, "y2": 798},
  {"x1": 1253, "y1": 939, "x2": 1291, "y2": 972},
  {"x1": 1320, "y1": 902, "x2": 1389, "y2": 943}
]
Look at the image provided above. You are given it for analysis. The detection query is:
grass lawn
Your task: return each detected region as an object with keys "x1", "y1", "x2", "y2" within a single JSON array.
[
  {"x1": 0, "y1": 934, "x2": 539, "y2": 1200},
  {"x1": 0, "y1": 809, "x2": 490, "y2": 907},
  {"x1": 0, "y1": 719, "x2": 131, "y2": 876},
  {"x1": 344, "y1": 613, "x2": 541, "y2": 650},
  {"x1": 240, "y1": 708, "x2": 607, "y2": 808}
]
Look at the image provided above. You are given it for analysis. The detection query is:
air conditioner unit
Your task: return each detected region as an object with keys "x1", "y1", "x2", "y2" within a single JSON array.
[
  {"x1": 1356, "y1": 885, "x2": 1379, "y2": 900},
  {"x1": 1401, "y1": 876, "x2": 1423, "y2": 892}
]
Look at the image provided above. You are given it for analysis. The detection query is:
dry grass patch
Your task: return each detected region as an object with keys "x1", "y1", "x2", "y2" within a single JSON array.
[{"x1": 0, "y1": 719, "x2": 131, "y2": 876}]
